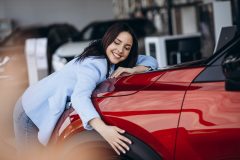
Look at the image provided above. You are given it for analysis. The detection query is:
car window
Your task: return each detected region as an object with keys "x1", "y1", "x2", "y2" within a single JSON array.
[
  {"x1": 82, "y1": 26, "x2": 93, "y2": 40},
  {"x1": 144, "y1": 20, "x2": 157, "y2": 35},
  {"x1": 194, "y1": 36, "x2": 240, "y2": 82},
  {"x1": 128, "y1": 20, "x2": 156, "y2": 38},
  {"x1": 91, "y1": 23, "x2": 112, "y2": 39}
]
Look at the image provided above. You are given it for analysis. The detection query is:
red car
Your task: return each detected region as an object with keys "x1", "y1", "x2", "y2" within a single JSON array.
[{"x1": 50, "y1": 28, "x2": 240, "y2": 160}]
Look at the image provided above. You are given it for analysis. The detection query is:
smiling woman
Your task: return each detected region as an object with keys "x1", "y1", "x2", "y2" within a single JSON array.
[
  {"x1": 13, "y1": 22, "x2": 158, "y2": 158},
  {"x1": 106, "y1": 31, "x2": 133, "y2": 64}
]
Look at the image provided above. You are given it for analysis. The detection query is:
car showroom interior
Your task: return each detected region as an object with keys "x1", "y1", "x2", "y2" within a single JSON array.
[{"x1": 0, "y1": 0, "x2": 240, "y2": 160}]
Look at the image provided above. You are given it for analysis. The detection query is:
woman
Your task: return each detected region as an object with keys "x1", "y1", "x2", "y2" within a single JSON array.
[{"x1": 13, "y1": 23, "x2": 158, "y2": 156}]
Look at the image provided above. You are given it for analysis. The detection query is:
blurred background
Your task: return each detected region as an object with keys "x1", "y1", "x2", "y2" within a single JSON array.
[{"x1": 0, "y1": 0, "x2": 239, "y2": 159}]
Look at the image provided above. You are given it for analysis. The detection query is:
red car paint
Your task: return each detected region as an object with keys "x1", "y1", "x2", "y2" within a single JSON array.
[
  {"x1": 50, "y1": 36, "x2": 240, "y2": 159},
  {"x1": 92, "y1": 67, "x2": 204, "y2": 160},
  {"x1": 176, "y1": 82, "x2": 240, "y2": 159}
]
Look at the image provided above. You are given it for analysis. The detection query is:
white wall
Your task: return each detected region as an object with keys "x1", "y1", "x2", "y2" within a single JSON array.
[
  {"x1": 181, "y1": 6, "x2": 198, "y2": 34},
  {"x1": 0, "y1": 1, "x2": 6, "y2": 19},
  {"x1": 2, "y1": 0, "x2": 114, "y2": 30}
]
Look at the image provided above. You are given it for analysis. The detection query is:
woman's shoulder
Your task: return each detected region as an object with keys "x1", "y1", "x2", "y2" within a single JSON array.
[
  {"x1": 71, "y1": 57, "x2": 108, "y2": 74},
  {"x1": 84, "y1": 56, "x2": 107, "y2": 64},
  {"x1": 76, "y1": 57, "x2": 108, "y2": 80},
  {"x1": 77, "y1": 57, "x2": 107, "y2": 68}
]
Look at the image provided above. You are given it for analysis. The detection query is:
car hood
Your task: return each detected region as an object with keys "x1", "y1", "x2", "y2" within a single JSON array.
[
  {"x1": 92, "y1": 71, "x2": 165, "y2": 97},
  {"x1": 55, "y1": 41, "x2": 90, "y2": 57},
  {"x1": 92, "y1": 63, "x2": 206, "y2": 98}
]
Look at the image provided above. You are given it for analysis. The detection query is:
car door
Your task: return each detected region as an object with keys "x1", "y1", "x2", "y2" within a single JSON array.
[
  {"x1": 93, "y1": 67, "x2": 204, "y2": 160},
  {"x1": 176, "y1": 38, "x2": 240, "y2": 160}
]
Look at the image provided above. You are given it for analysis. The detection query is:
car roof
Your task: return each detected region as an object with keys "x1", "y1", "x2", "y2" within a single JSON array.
[{"x1": 80, "y1": 18, "x2": 157, "y2": 39}]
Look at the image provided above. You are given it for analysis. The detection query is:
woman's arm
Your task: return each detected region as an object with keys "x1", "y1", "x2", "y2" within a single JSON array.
[
  {"x1": 136, "y1": 55, "x2": 158, "y2": 70},
  {"x1": 89, "y1": 117, "x2": 131, "y2": 155},
  {"x1": 71, "y1": 58, "x2": 131, "y2": 155},
  {"x1": 110, "y1": 55, "x2": 158, "y2": 78}
]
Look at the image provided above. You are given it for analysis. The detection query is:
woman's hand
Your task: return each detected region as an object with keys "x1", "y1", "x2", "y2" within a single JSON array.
[
  {"x1": 110, "y1": 65, "x2": 150, "y2": 78},
  {"x1": 110, "y1": 67, "x2": 135, "y2": 78},
  {"x1": 98, "y1": 125, "x2": 131, "y2": 155},
  {"x1": 89, "y1": 118, "x2": 132, "y2": 155}
]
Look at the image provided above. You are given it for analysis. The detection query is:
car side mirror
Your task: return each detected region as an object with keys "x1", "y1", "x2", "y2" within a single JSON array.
[{"x1": 222, "y1": 53, "x2": 240, "y2": 91}]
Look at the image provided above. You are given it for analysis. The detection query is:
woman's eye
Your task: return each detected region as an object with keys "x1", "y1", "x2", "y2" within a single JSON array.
[
  {"x1": 125, "y1": 47, "x2": 131, "y2": 51},
  {"x1": 114, "y1": 41, "x2": 120, "y2": 45}
]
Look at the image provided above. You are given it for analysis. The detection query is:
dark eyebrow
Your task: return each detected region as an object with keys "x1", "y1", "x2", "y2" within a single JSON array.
[
  {"x1": 115, "y1": 38, "x2": 122, "y2": 42},
  {"x1": 116, "y1": 38, "x2": 132, "y2": 47}
]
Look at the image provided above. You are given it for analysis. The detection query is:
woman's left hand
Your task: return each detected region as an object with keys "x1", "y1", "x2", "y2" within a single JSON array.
[
  {"x1": 110, "y1": 66, "x2": 150, "y2": 78},
  {"x1": 110, "y1": 67, "x2": 136, "y2": 78}
]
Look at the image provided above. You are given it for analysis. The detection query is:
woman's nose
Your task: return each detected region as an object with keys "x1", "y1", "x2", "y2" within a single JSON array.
[{"x1": 117, "y1": 45, "x2": 124, "y2": 53}]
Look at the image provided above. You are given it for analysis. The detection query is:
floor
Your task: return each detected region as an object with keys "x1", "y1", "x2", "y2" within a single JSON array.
[{"x1": 0, "y1": 30, "x2": 34, "y2": 159}]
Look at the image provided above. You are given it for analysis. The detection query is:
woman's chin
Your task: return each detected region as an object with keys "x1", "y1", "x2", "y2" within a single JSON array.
[
  {"x1": 109, "y1": 58, "x2": 121, "y2": 64},
  {"x1": 110, "y1": 61, "x2": 119, "y2": 64}
]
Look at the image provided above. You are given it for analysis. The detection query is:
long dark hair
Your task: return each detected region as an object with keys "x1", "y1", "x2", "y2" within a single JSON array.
[{"x1": 76, "y1": 23, "x2": 139, "y2": 76}]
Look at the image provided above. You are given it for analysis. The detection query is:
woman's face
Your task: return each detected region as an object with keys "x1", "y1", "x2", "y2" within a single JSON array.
[{"x1": 106, "y1": 31, "x2": 133, "y2": 64}]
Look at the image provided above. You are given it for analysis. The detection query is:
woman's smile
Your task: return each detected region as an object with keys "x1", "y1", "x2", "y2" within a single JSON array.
[{"x1": 112, "y1": 51, "x2": 121, "y2": 59}]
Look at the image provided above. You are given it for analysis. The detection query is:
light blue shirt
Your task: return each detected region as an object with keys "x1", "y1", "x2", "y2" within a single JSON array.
[{"x1": 21, "y1": 55, "x2": 158, "y2": 145}]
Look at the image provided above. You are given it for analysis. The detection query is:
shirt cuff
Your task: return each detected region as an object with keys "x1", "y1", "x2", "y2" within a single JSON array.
[{"x1": 82, "y1": 114, "x2": 101, "y2": 130}]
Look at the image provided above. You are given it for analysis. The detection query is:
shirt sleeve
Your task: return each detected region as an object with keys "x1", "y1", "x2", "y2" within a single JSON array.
[
  {"x1": 71, "y1": 59, "x2": 106, "y2": 130},
  {"x1": 136, "y1": 55, "x2": 158, "y2": 70}
]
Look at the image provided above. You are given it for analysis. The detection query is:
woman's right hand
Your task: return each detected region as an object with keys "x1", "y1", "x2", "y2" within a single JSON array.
[{"x1": 89, "y1": 118, "x2": 132, "y2": 155}]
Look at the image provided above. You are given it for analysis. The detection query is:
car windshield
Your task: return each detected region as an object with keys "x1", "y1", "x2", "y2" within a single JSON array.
[{"x1": 82, "y1": 23, "x2": 111, "y2": 40}]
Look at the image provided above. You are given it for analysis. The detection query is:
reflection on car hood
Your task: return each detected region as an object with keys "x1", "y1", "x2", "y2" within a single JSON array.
[{"x1": 55, "y1": 41, "x2": 91, "y2": 57}]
